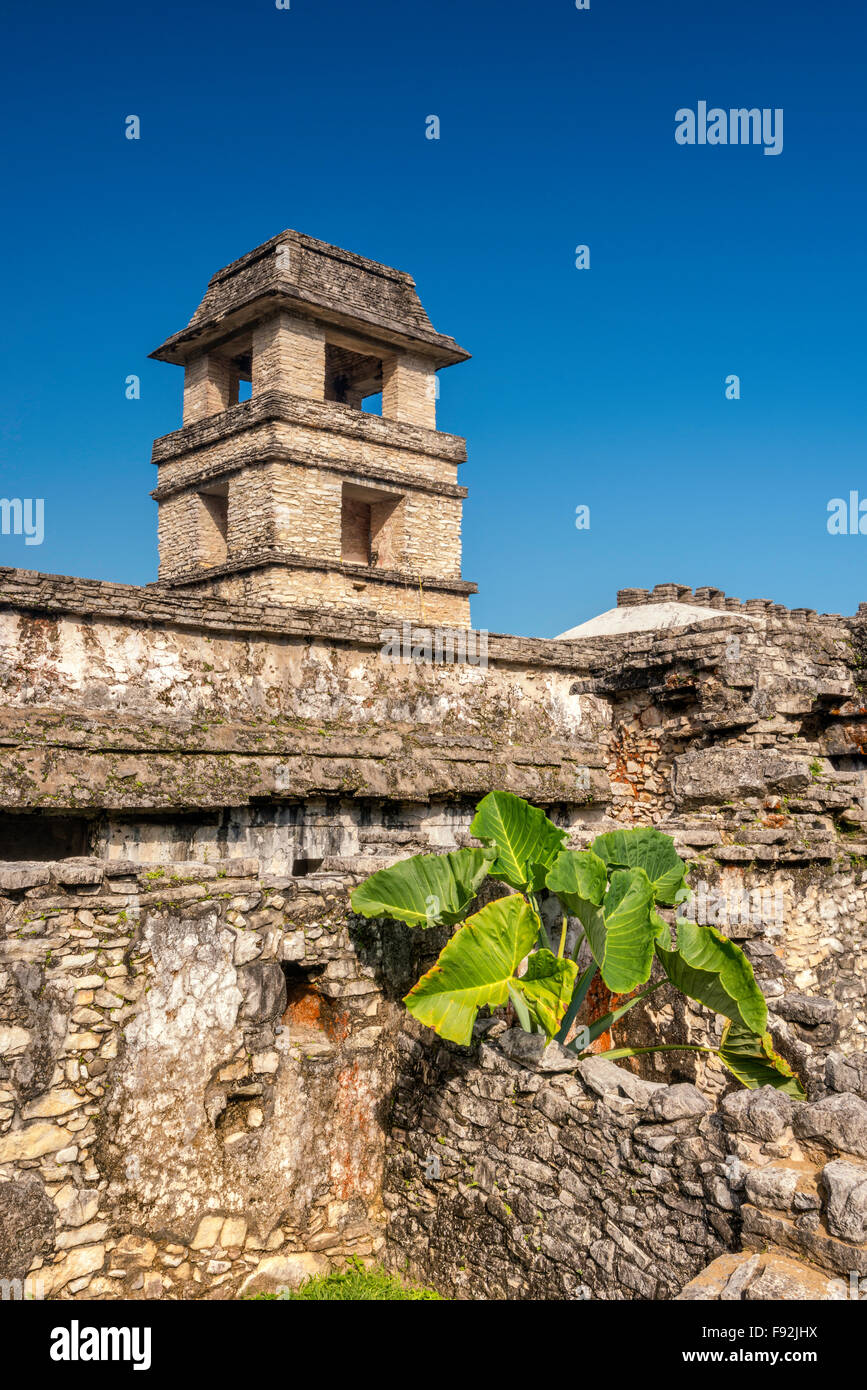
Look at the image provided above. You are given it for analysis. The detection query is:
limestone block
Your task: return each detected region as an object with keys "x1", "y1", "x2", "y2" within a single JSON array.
[
  {"x1": 721, "y1": 1086, "x2": 795, "y2": 1144},
  {"x1": 238, "y1": 1251, "x2": 329, "y2": 1297},
  {"x1": 0, "y1": 1123, "x2": 74, "y2": 1163},
  {"x1": 826, "y1": 1052, "x2": 867, "y2": 1101},
  {"x1": 44, "y1": 1243, "x2": 106, "y2": 1295},
  {"x1": 0, "y1": 1026, "x2": 31, "y2": 1057},
  {"x1": 237, "y1": 961, "x2": 287, "y2": 1025},
  {"x1": 822, "y1": 1159, "x2": 867, "y2": 1242},
  {"x1": 191, "y1": 1215, "x2": 225, "y2": 1250},
  {"x1": 678, "y1": 1248, "x2": 847, "y2": 1301},
  {"x1": 219, "y1": 1216, "x2": 247, "y2": 1248},
  {"x1": 53, "y1": 1183, "x2": 100, "y2": 1228},
  {"x1": 649, "y1": 1083, "x2": 711, "y2": 1123},
  {"x1": 673, "y1": 748, "x2": 811, "y2": 808},
  {"x1": 794, "y1": 1092, "x2": 867, "y2": 1160},
  {"x1": 0, "y1": 863, "x2": 51, "y2": 891}
]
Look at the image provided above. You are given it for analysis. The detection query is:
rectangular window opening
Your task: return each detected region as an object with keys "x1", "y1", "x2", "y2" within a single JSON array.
[
  {"x1": 198, "y1": 482, "x2": 229, "y2": 567},
  {"x1": 340, "y1": 482, "x2": 403, "y2": 569},
  {"x1": 325, "y1": 344, "x2": 383, "y2": 411},
  {"x1": 0, "y1": 814, "x2": 92, "y2": 861},
  {"x1": 292, "y1": 856, "x2": 324, "y2": 876}
]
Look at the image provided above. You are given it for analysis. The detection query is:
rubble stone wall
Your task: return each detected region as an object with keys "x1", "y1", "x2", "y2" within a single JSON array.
[
  {"x1": 2, "y1": 570, "x2": 867, "y2": 1298},
  {"x1": 0, "y1": 857, "x2": 427, "y2": 1300},
  {"x1": 385, "y1": 1025, "x2": 867, "y2": 1301}
]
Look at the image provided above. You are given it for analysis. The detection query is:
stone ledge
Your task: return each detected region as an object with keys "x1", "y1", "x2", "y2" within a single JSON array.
[
  {"x1": 155, "y1": 549, "x2": 479, "y2": 597},
  {"x1": 151, "y1": 447, "x2": 469, "y2": 503},
  {"x1": 150, "y1": 390, "x2": 468, "y2": 466}
]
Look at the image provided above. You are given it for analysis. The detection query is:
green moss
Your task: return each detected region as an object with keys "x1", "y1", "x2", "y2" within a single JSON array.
[{"x1": 246, "y1": 1258, "x2": 443, "y2": 1301}]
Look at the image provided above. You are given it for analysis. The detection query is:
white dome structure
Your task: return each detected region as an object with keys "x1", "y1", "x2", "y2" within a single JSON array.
[{"x1": 555, "y1": 591, "x2": 762, "y2": 640}]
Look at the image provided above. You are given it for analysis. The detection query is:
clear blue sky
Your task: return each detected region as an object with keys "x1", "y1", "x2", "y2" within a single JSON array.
[{"x1": 1, "y1": 0, "x2": 865, "y2": 637}]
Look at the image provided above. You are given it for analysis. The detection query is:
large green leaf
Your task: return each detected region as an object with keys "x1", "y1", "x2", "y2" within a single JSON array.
[
  {"x1": 470, "y1": 791, "x2": 567, "y2": 892},
  {"x1": 545, "y1": 849, "x2": 607, "y2": 912},
  {"x1": 513, "y1": 950, "x2": 579, "y2": 1037},
  {"x1": 404, "y1": 894, "x2": 538, "y2": 1044},
  {"x1": 575, "y1": 867, "x2": 657, "y2": 994},
  {"x1": 656, "y1": 920, "x2": 767, "y2": 1034},
  {"x1": 718, "y1": 1021, "x2": 806, "y2": 1099},
  {"x1": 591, "y1": 827, "x2": 688, "y2": 905},
  {"x1": 651, "y1": 907, "x2": 673, "y2": 949},
  {"x1": 350, "y1": 848, "x2": 492, "y2": 927}
]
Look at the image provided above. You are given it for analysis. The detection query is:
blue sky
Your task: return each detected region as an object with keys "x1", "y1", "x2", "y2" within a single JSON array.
[{"x1": 1, "y1": 0, "x2": 865, "y2": 637}]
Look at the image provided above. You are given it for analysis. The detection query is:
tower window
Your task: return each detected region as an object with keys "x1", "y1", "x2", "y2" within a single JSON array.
[
  {"x1": 197, "y1": 482, "x2": 229, "y2": 567},
  {"x1": 325, "y1": 344, "x2": 383, "y2": 411},
  {"x1": 340, "y1": 482, "x2": 403, "y2": 568},
  {"x1": 341, "y1": 493, "x2": 372, "y2": 565}
]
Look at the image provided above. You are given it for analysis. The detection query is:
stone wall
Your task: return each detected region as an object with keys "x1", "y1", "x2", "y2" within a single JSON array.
[
  {"x1": 2, "y1": 568, "x2": 867, "y2": 1299},
  {"x1": 2, "y1": 568, "x2": 866, "y2": 1077},
  {"x1": 385, "y1": 1023, "x2": 867, "y2": 1301},
  {"x1": 0, "y1": 856, "x2": 427, "y2": 1300}
]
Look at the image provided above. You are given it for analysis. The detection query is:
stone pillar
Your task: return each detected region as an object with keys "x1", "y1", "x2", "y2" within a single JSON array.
[
  {"x1": 382, "y1": 353, "x2": 437, "y2": 430},
  {"x1": 652, "y1": 583, "x2": 687, "y2": 603},
  {"x1": 252, "y1": 313, "x2": 325, "y2": 399},
  {"x1": 183, "y1": 354, "x2": 234, "y2": 425}
]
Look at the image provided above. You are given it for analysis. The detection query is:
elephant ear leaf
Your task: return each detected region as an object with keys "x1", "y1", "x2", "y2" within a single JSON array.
[
  {"x1": 350, "y1": 848, "x2": 492, "y2": 927},
  {"x1": 718, "y1": 1021, "x2": 806, "y2": 1099},
  {"x1": 591, "y1": 827, "x2": 688, "y2": 905},
  {"x1": 576, "y1": 867, "x2": 657, "y2": 994},
  {"x1": 656, "y1": 919, "x2": 767, "y2": 1034},
  {"x1": 470, "y1": 790, "x2": 566, "y2": 892},
  {"x1": 403, "y1": 894, "x2": 539, "y2": 1045},
  {"x1": 651, "y1": 907, "x2": 673, "y2": 949},
  {"x1": 512, "y1": 950, "x2": 579, "y2": 1039},
  {"x1": 545, "y1": 849, "x2": 607, "y2": 912}
]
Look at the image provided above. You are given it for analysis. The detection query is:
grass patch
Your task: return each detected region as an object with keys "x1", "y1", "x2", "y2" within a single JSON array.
[{"x1": 247, "y1": 1258, "x2": 443, "y2": 1301}]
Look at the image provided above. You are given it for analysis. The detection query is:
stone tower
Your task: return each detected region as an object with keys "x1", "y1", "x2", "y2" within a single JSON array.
[{"x1": 149, "y1": 230, "x2": 477, "y2": 626}]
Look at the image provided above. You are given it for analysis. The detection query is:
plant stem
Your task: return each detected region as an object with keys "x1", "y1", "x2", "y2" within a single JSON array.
[
  {"x1": 557, "y1": 913, "x2": 568, "y2": 959},
  {"x1": 555, "y1": 960, "x2": 597, "y2": 1044},
  {"x1": 526, "y1": 890, "x2": 552, "y2": 952},
  {"x1": 589, "y1": 1044, "x2": 717, "y2": 1060}
]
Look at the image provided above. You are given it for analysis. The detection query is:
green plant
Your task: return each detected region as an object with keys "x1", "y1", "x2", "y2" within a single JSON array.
[
  {"x1": 351, "y1": 790, "x2": 805, "y2": 1097},
  {"x1": 247, "y1": 1257, "x2": 443, "y2": 1301}
]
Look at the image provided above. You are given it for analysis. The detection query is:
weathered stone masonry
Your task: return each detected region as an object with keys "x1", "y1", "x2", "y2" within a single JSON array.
[
  {"x1": 0, "y1": 854, "x2": 449, "y2": 1300},
  {"x1": 150, "y1": 231, "x2": 476, "y2": 625},
  {"x1": 386, "y1": 1026, "x2": 867, "y2": 1301},
  {"x1": 1, "y1": 231, "x2": 867, "y2": 1300},
  {"x1": 2, "y1": 564, "x2": 867, "y2": 1297}
]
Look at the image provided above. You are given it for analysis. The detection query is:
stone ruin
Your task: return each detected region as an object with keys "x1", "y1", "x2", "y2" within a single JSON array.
[{"x1": 1, "y1": 231, "x2": 866, "y2": 1301}]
